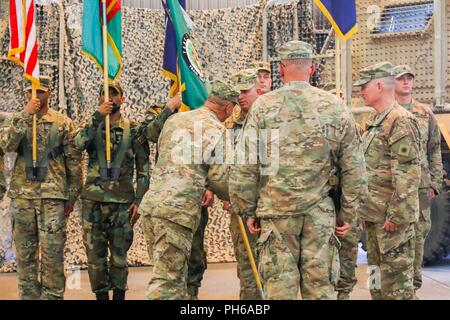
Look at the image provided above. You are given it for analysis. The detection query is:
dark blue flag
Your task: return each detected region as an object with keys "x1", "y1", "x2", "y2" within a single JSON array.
[
  {"x1": 162, "y1": 0, "x2": 186, "y2": 96},
  {"x1": 314, "y1": 0, "x2": 357, "y2": 40}
]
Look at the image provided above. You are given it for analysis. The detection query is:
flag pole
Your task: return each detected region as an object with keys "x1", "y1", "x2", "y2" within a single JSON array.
[
  {"x1": 32, "y1": 84, "x2": 37, "y2": 169},
  {"x1": 237, "y1": 216, "x2": 265, "y2": 300},
  {"x1": 335, "y1": 35, "x2": 341, "y2": 99},
  {"x1": 101, "y1": 0, "x2": 111, "y2": 170}
]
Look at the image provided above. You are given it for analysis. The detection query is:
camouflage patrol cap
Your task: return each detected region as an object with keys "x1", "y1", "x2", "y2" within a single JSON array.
[
  {"x1": 209, "y1": 80, "x2": 239, "y2": 103},
  {"x1": 353, "y1": 61, "x2": 394, "y2": 87},
  {"x1": 393, "y1": 65, "x2": 415, "y2": 79},
  {"x1": 277, "y1": 40, "x2": 313, "y2": 60},
  {"x1": 25, "y1": 76, "x2": 51, "y2": 92},
  {"x1": 252, "y1": 61, "x2": 271, "y2": 73},
  {"x1": 99, "y1": 79, "x2": 124, "y2": 96},
  {"x1": 232, "y1": 68, "x2": 258, "y2": 91}
]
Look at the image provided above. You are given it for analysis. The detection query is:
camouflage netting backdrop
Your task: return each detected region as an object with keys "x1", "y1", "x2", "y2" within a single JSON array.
[{"x1": 0, "y1": 0, "x2": 314, "y2": 272}]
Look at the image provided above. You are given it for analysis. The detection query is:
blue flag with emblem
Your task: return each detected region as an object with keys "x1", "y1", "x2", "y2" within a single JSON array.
[
  {"x1": 162, "y1": 0, "x2": 209, "y2": 111},
  {"x1": 313, "y1": 0, "x2": 357, "y2": 40}
]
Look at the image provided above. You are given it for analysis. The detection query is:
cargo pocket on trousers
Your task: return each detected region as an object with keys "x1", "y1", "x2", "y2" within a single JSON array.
[
  {"x1": 155, "y1": 228, "x2": 192, "y2": 273},
  {"x1": 256, "y1": 227, "x2": 275, "y2": 283}
]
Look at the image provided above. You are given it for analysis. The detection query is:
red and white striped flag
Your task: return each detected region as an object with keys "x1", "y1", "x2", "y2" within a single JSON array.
[{"x1": 8, "y1": 0, "x2": 40, "y2": 86}]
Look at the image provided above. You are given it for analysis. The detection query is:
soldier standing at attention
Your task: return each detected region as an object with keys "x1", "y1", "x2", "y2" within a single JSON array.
[
  {"x1": 0, "y1": 77, "x2": 82, "y2": 300},
  {"x1": 355, "y1": 61, "x2": 421, "y2": 300},
  {"x1": 394, "y1": 65, "x2": 443, "y2": 298},
  {"x1": 229, "y1": 41, "x2": 367, "y2": 300},
  {"x1": 74, "y1": 80, "x2": 174, "y2": 300}
]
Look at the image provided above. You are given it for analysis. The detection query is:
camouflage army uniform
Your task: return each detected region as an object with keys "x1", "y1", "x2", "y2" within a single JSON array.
[
  {"x1": 360, "y1": 103, "x2": 421, "y2": 300},
  {"x1": 220, "y1": 69, "x2": 261, "y2": 300},
  {"x1": 73, "y1": 109, "x2": 150, "y2": 295},
  {"x1": 322, "y1": 84, "x2": 362, "y2": 300},
  {"x1": 398, "y1": 98, "x2": 442, "y2": 291},
  {"x1": 139, "y1": 105, "x2": 179, "y2": 264},
  {"x1": 0, "y1": 104, "x2": 82, "y2": 300},
  {"x1": 141, "y1": 81, "x2": 238, "y2": 300},
  {"x1": 229, "y1": 41, "x2": 368, "y2": 300},
  {"x1": 355, "y1": 63, "x2": 421, "y2": 300}
]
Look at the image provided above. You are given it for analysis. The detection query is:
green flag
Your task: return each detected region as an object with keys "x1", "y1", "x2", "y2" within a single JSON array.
[
  {"x1": 82, "y1": 0, "x2": 123, "y2": 80},
  {"x1": 165, "y1": 0, "x2": 209, "y2": 110}
]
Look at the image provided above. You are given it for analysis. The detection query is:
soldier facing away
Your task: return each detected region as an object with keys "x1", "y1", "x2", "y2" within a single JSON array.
[
  {"x1": 0, "y1": 77, "x2": 82, "y2": 300},
  {"x1": 229, "y1": 40, "x2": 368, "y2": 300},
  {"x1": 141, "y1": 80, "x2": 238, "y2": 300},
  {"x1": 394, "y1": 65, "x2": 443, "y2": 297},
  {"x1": 355, "y1": 61, "x2": 421, "y2": 300}
]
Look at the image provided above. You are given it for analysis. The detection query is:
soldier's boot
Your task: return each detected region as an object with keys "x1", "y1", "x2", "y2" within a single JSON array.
[
  {"x1": 337, "y1": 291, "x2": 351, "y2": 300},
  {"x1": 113, "y1": 289, "x2": 126, "y2": 300},
  {"x1": 95, "y1": 292, "x2": 109, "y2": 300}
]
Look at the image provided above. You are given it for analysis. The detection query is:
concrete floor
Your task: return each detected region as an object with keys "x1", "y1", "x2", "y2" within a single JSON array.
[{"x1": 1, "y1": 249, "x2": 450, "y2": 300}]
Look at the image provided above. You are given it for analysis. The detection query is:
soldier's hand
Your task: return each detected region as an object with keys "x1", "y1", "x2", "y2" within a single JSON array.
[
  {"x1": 167, "y1": 92, "x2": 182, "y2": 112},
  {"x1": 64, "y1": 202, "x2": 75, "y2": 216},
  {"x1": 428, "y1": 187, "x2": 436, "y2": 201},
  {"x1": 335, "y1": 221, "x2": 351, "y2": 238},
  {"x1": 247, "y1": 217, "x2": 261, "y2": 234},
  {"x1": 129, "y1": 204, "x2": 140, "y2": 226},
  {"x1": 222, "y1": 200, "x2": 231, "y2": 211},
  {"x1": 201, "y1": 190, "x2": 214, "y2": 207},
  {"x1": 98, "y1": 101, "x2": 114, "y2": 116},
  {"x1": 383, "y1": 220, "x2": 398, "y2": 233},
  {"x1": 24, "y1": 98, "x2": 40, "y2": 115}
]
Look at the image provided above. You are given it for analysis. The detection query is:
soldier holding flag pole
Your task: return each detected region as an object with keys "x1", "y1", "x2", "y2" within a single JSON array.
[{"x1": 1, "y1": 0, "x2": 83, "y2": 300}]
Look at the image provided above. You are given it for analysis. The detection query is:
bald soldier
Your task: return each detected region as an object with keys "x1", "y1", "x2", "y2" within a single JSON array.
[
  {"x1": 141, "y1": 81, "x2": 238, "y2": 300},
  {"x1": 229, "y1": 41, "x2": 367, "y2": 300},
  {"x1": 355, "y1": 62, "x2": 421, "y2": 300},
  {"x1": 0, "y1": 77, "x2": 82, "y2": 299},
  {"x1": 394, "y1": 65, "x2": 443, "y2": 297}
]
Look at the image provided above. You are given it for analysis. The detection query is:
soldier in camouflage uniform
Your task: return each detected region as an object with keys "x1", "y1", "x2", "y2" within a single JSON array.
[
  {"x1": 394, "y1": 65, "x2": 443, "y2": 296},
  {"x1": 355, "y1": 62, "x2": 421, "y2": 300},
  {"x1": 0, "y1": 77, "x2": 82, "y2": 300},
  {"x1": 322, "y1": 83, "x2": 361, "y2": 300},
  {"x1": 141, "y1": 80, "x2": 238, "y2": 300},
  {"x1": 73, "y1": 80, "x2": 176, "y2": 300},
  {"x1": 229, "y1": 41, "x2": 368, "y2": 300},
  {"x1": 219, "y1": 69, "x2": 262, "y2": 300},
  {"x1": 139, "y1": 98, "x2": 183, "y2": 265}
]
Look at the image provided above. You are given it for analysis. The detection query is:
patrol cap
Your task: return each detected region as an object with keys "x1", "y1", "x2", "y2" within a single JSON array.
[
  {"x1": 25, "y1": 76, "x2": 51, "y2": 92},
  {"x1": 277, "y1": 40, "x2": 313, "y2": 60},
  {"x1": 251, "y1": 61, "x2": 271, "y2": 73},
  {"x1": 393, "y1": 65, "x2": 415, "y2": 79},
  {"x1": 99, "y1": 79, "x2": 124, "y2": 96},
  {"x1": 232, "y1": 68, "x2": 258, "y2": 91},
  {"x1": 208, "y1": 80, "x2": 239, "y2": 103},
  {"x1": 353, "y1": 61, "x2": 394, "y2": 87}
]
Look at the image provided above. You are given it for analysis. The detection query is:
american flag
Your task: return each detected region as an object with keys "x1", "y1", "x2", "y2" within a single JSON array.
[{"x1": 8, "y1": 0, "x2": 40, "y2": 86}]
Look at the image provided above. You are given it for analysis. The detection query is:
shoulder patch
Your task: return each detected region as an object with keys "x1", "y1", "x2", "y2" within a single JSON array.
[{"x1": 391, "y1": 135, "x2": 418, "y2": 164}]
